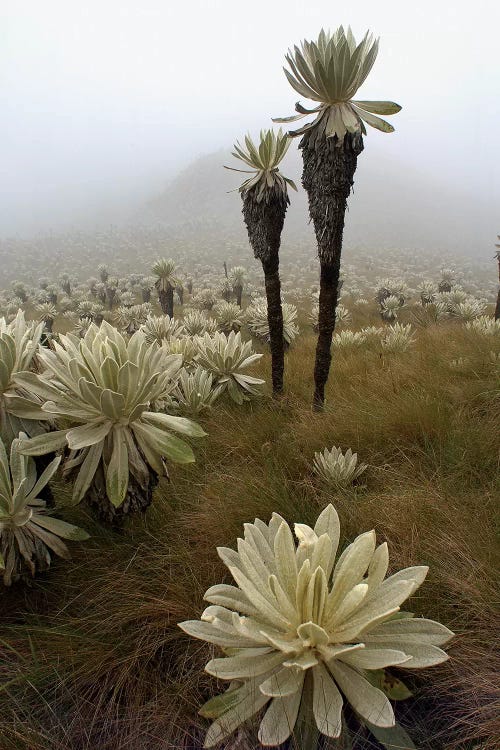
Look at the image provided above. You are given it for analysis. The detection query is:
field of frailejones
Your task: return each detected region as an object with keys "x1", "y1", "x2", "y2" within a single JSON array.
[{"x1": 0, "y1": 239, "x2": 498, "y2": 750}]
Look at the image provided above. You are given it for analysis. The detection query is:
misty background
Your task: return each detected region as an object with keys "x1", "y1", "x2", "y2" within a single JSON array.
[{"x1": 1, "y1": 0, "x2": 499, "y2": 254}]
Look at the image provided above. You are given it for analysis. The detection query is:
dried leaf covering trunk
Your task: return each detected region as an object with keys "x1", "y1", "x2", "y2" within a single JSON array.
[
  {"x1": 234, "y1": 285, "x2": 243, "y2": 308},
  {"x1": 242, "y1": 190, "x2": 288, "y2": 395},
  {"x1": 1, "y1": 534, "x2": 51, "y2": 585},
  {"x1": 158, "y1": 287, "x2": 174, "y2": 318},
  {"x1": 106, "y1": 288, "x2": 117, "y2": 310},
  {"x1": 300, "y1": 130, "x2": 364, "y2": 409},
  {"x1": 84, "y1": 464, "x2": 159, "y2": 525}
]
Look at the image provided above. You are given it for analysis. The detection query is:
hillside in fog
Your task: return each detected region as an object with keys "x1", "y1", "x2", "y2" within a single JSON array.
[{"x1": 146, "y1": 143, "x2": 494, "y2": 256}]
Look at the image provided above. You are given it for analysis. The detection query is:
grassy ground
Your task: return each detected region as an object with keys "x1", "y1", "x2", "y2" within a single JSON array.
[{"x1": 0, "y1": 315, "x2": 499, "y2": 750}]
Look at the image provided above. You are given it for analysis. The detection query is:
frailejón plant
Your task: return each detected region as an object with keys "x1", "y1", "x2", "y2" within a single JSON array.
[
  {"x1": 227, "y1": 129, "x2": 297, "y2": 396},
  {"x1": 10, "y1": 322, "x2": 206, "y2": 521},
  {"x1": 0, "y1": 311, "x2": 47, "y2": 446},
  {"x1": 313, "y1": 446, "x2": 367, "y2": 488},
  {"x1": 275, "y1": 27, "x2": 400, "y2": 409},
  {"x1": 0, "y1": 434, "x2": 89, "y2": 585},
  {"x1": 174, "y1": 366, "x2": 221, "y2": 415},
  {"x1": 180, "y1": 504, "x2": 453, "y2": 748},
  {"x1": 195, "y1": 331, "x2": 265, "y2": 404},
  {"x1": 246, "y1": 298, "x2": 299, "y2": 346}
]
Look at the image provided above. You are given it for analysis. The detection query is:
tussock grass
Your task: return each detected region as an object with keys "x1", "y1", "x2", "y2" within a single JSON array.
[{"x1": 0, "y1": 318, "x2": 498, "y2": 749}]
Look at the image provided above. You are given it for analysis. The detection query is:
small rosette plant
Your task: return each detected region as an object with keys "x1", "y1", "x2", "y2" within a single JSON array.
[
  {"x1": 313, "y1": 446, "x2": 367, "y2": 488},
  {"x1": 0, "y1": 434, "x2": 89, "y2": 585},
  {"x1": 195, "y1": 331, "x2": 265, "y2": 405},
  {"x1": 0, "y1": 310, "x2": 47, "y2": 446},
  {"x1": 8, "y1": 322, "x2": 206, "y2": 519},
  {"x1": 180, "y1": 504, "x2": 453, "y2": 748}
]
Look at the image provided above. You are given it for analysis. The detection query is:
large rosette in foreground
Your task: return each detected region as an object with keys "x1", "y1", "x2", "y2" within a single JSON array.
[{"x1": 180, "y1": 504, "x2": 453, "y2": 747}]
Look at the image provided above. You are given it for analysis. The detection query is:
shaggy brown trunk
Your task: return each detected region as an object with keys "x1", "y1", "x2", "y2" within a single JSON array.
[
  {"x1": 242, "y1": 190, "x2": 288, "y2": 396},
  {"x1": 235, "y1": 285, "x2": 243, "y2": 307},
  {"x1": 262, "y1": 256, "x2": 285, "y2": 394},
  {"x1": 106, "y1": 288, "x2": 116, "y2": 310},
  {"x1": 158, "y1": 287, "x2": 174, "y2": 317},
  {"x1": 85, "y1": 464, "x2": 158, "y2": 526},
  {"x1": 300, "y1": 129, "x2": 364, "y2": 410},
  {"x1": 313, "y1": 263, "x2": 341, "y2": 407},
  {"x1": 142, "y1": 288, "x2": 151, "y2": 303}
]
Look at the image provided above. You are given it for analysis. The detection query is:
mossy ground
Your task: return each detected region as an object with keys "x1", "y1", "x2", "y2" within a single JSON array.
[{"x1": 0, "y1": 311, "x2": 498, "y2": 750}]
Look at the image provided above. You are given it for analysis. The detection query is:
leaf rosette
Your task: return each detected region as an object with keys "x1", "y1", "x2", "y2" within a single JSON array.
[
  {"x1": 274, "y1": 27, "x2": 401, "y2": 143},
  {"x1": 8, "y1": 322, "x2": 206, "y2": 508},
  {"x1": 0, "y1": 310, "x2": 48, "y2": 446},
  {"x1": 180, "y1": 504, "x2": 453, "y2": 747},
  {"x1": 195, "y1": 331, "x2": 265, "y2": 405},
  {"x1": 226, "y1": 129, "x2": 297, "y2": 204},
  {"x1": 0, "y1": 434, "x2": 88, "y2": 585}
]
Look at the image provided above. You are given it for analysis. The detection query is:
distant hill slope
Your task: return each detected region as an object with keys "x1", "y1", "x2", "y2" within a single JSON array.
[{"x1": 146, "y1": 144, "x2": 494, "y2": 254}]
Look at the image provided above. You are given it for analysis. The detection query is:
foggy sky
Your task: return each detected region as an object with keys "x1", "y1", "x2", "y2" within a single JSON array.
[{"x1": 2, "y1": 0, "x2": 499, "y2": 240}]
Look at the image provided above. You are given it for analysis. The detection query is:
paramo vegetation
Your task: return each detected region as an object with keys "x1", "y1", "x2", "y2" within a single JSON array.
[{"x1": 0, "y1": 24, "x2": 498, "y2": 750}]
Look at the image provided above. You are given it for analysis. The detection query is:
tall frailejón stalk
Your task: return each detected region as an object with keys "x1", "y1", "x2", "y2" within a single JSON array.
[
  {"x1": 226, "y1": 130, "x2": 296, "y2": 395},
  {"x1": 152, "y1": 258, "x2": 178, "y2": 318},
  {"x1": 275, "y1": 27, "x2": 401, "y2": 409}
]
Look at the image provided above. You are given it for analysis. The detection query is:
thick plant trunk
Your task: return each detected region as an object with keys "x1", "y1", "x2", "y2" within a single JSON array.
[
  {"x1": 142, "y1": 288, "x2": 151, "y2": 303},
  {"x1": 106, "y1": 290, "x2": 116, "y2": 310},
  {"x1": 166, "y1": 287, "x2": 174, "y2": 317},
  {"x1": 438, "y1": 281, "x2": 452, "y2": 293},
  {"x1": 158, "y1": 287, "x2": 174, "y2": 317},
  {"x1": 235, "y1": 285, "x2": 243, "y2": 308},
  {"x1": 242, "y1": 190, "x2": 288, "y2": 396},
  {"x1": 262, "y1": 257, "x2": 285, "y2": 395},
  {"x1": 85, "y1": 464, "x2": 158, "y2": 525},
  {"x1": 300, "y1": 130, "x2": 364, "y2": 410},
  {"x1": 313, "y1": 263, "x2": 341, "y2": 408}
]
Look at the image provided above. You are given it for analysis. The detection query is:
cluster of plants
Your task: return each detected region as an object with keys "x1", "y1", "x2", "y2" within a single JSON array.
[
  {"x1": 0, "y1": 23, "x2": 498, "y2": 750},
  {"x1": 0, "y1": 309, "x2": 268, "y2": 578}
]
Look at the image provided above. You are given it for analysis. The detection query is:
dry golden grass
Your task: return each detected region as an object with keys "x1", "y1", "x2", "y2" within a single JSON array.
[{"x1": 0, "y1": 316, "x2": 498, "y2": 749}]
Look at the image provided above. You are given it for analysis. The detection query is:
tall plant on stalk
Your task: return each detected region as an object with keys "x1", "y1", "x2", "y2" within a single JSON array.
[
  {"x1": 275, "y1": 27, "x2": 401, "y2": 409},
  {"x1": 226, "y1": 129, "x2": 296, "y2": 395},
  {"x1": 152, "y1": 258, "x2": 179, "y2": 318}
]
